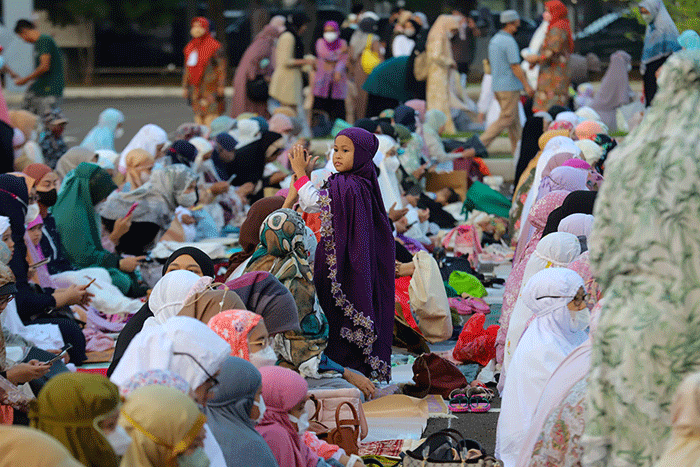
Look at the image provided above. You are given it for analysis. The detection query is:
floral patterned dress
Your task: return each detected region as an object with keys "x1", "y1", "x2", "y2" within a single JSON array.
[
  {"x1": 533, "y1": 28, "x2": 571, "y2": 113},
  {"x1": 528, "y1": 379, "x2": 587, "y2": 467},
  {"x1": 584, "y1": 52, "x2": 700, "y2": 467}
]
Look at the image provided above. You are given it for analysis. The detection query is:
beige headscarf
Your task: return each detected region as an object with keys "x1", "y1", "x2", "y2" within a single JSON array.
[
  {"x1": 657, "y1": 372, "x2": 700, "y2": 467},
  {"x1": 426, "y1": 15, "x2": 460, "y2": 66},
  {"x1": 124, "y1": 148, "x2": 154, "y2": 190},
  {"x1": 0, "y1": 426, "x2": 82, "y2": 467},
  {"x1": 119, "y1": 384, "x2": 207, "y2": 467},
  {"x1": 55, "y1": 147, "x2": 98, "y2": 181},
  {"x1": 9, "y1": 110, "x2": 38, "y2": 141}
]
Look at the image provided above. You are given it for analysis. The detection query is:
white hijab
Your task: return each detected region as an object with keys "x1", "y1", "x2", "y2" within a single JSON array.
[
  {"x1": 230, "y1": 119, "x2": 262, "y2": 149},
  {"x1": 558, "y1": 213, "x2": 595, "y2": 240},
  {"x1": 496, "y1": 268, "x2": 587, "y2": 467},
  {"x1": 111, "y1": 316, "x2": 231, "y2": 391},
  {"x1": 143, "y1": 270, "x2": 207, "y2": 328},
  {"x1": 0, "y1": 216, "x2": 9, "y2": 236},
  {"x1": 118, "y1": 124, "x2": 168, "y2": 173},
  {"x1": 376, "y1": 134, "x2": 403, "y2": 210},
  {"x1": 503, "y1": 233, "x2": 582, "y2": 375}
]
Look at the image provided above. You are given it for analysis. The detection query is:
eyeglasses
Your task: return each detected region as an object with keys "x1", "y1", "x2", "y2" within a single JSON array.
[
  {"x1": 537, "y1": 293, "x2": 589, "y2": 304},
  {"x1": 172, "y1": 351, "x2": 220, "y2": 389},
  {"x1": 0, "y1": 294, "x2": 14, "y2": 306}
]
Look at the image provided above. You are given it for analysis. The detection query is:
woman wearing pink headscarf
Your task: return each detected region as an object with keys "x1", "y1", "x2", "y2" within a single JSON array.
[
  {"x1": 497, "y1": 190, "x2": 569, "y2": 364},
  {"x1": 313, "y1": 21, "x2": 349, "y2": 123},
  {"x1": 232, "y1": 18, "x2": 286, "y2": 118}
]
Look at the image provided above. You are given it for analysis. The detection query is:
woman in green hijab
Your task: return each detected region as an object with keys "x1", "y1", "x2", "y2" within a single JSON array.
[
  {"x1": 29, "y1": 372, "x2": 122, "y2": 467},
  {"x1": 52, "y1": 162, "x2": 145, "y2": 297}
]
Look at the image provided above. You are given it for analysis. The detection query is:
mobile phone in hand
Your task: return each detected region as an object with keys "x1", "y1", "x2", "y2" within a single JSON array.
[{"x1": 46, "y1": 344, "x2": 72, "y2": 365}]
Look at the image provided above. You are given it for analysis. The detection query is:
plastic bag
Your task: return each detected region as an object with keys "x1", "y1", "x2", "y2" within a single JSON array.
[{"x1": 452, "y1": 314, "x2": 499, "y2": 366}]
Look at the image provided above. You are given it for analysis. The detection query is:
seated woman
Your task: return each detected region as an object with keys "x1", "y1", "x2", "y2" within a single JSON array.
[
  {"x1": 29, "y1": 373, "x2": 122, "y2": 467},
  {"x1": 51, "y1": 163, "x2": 144, "y2": 298},
  {"x1": 121, "y1": 148, "x2": 154, "y2": 192},
  {"x1": 54, "y1": 147, "x2": 99, "y2": 183},
  {"x1": 204, "y1": 357, "x2": 279, "y2": 467},
  {"x1": 257, "y1": 366, "x2": 365, "y2": 467},
  {"x1": 0, "y1": 174, "x2": 89, "y2": 364},
  {"x1": 80, "y1": 108, "x2": 125, "y2": 152},
  {"x1": 119, "y1": 385, "x2": 208, "y2": 467},
  {"x1": 496, "y1": 268, "x2": 589, "y2": 466},
  {"x1": 0, "y1": 426, "x2": 82, "y2": 466},
  {"x1": 99, "y1": 164, "x2": 199, "y2": 256}
]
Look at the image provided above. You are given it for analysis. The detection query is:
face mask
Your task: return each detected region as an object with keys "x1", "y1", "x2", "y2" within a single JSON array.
[
  {"x1": 252, "y1": 396, "x2": 266, "y2": 424},
  {"x1": 384, "y1": 156, "x2": 400, "y2": 172},
  {"x1": 288, "y1": 411, "x2": 310, "y2": 435},
  {"x1": 404, "y1": 29, "x2": 415, "y2": 37},
  {"x1": 105, "y1": 425, "x2": 132, "y2": 456},
  {"x1": 249, "y1": 345, "x2": 277, "y2": 369},
  {"x1": 570, "y1": 307, "x2": 591, "y2": 332},
  {"x1": 177, "y1": 190, "x2": 198, "y2": 208},
  {"x1": 25, "y1": 203, "x2": 40, "y2": 224},
  {"x1": 37, "y1": 188, "x2": 57, "y2": 207},
  {"x1": 641, "y1": 13, "x2": 653, "y2": 24},
  {"x1": 379, "y1": 47, "x2": 386, "y2": 56},
  {"x1": 114, "y1": 128, "x2": 124, "y2": 139},
  {"x1": 323, "y1": 32, "x2": 339, "y2": 43},
  {"x1": 627, "y1": 63, "x2": 632, "y2": 73},
  {"x1": 178, "y1": 447, "x2": 210, "y2": 467}
]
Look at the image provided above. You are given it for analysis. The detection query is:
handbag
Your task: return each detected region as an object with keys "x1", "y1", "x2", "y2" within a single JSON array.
[
  {"x1": 246, "y1": 75, "x2": 269, "y2": 102},
  {"x1": 409, "y1": 251, "x2": 452, "y2": 343},
  {"x1": 327, "y1": 401, "x2": 361, "y2": 455},
  {"x1": 307, "y1": 388, "x2": 368, "y2": 442},
  {"x1": 402, "y1": 353, "x2": 467, "y2": 399},
  {"x1": 401, "y1": 429, "x2": 503, "y2": 466},
  {"x1": 361, "y1": 34, "x2": 381, "y2": 75}
]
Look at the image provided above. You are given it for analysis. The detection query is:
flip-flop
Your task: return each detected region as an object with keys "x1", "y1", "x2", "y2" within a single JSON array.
[
  {"x1": 468, "y1": 395, "x2": 491, "y2": 413},
  {"x1": 449, "y1": 395, "x2": 471, "y2": 413}
]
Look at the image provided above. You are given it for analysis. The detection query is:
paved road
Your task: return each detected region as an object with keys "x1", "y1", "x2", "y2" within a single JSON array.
[{"x1": 60, "y1": 97, "x2": 196, "y2": 149}]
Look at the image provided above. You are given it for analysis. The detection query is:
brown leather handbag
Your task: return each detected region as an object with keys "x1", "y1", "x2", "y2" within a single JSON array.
[{"x1": 326, "y1": 401, "x2": 361, "y2": 455}]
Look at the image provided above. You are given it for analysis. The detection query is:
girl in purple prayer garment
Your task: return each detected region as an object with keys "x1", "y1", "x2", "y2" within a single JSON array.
[{"x1": 289, "y1": 127, "x2": 395, "y2": 381}]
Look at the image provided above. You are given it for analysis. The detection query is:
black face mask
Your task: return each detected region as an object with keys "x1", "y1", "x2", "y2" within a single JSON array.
[{"x1": 37, "y1": 188, "x2": 57, "y2": 207}]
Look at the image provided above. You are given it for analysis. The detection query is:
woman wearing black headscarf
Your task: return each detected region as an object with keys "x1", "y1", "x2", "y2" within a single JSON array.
[
  {"x1": 515, "y1": 116, "x2": 545, "y2": 184},
  {"x1": 404, "y1": 18, "x2": 428, "y2": 101},
  {"x1": 542, "y1": 190, "x2": 598, "y2": 236},
  {"x1": 107, "y1": 246, "x2": 216, "y2": 376},
  {"x1": 226, "y1": 131, "x2": 284, "y2": 202},
  {"x1": 0, "y1": 174, "x2": 89, "y2": 364}
]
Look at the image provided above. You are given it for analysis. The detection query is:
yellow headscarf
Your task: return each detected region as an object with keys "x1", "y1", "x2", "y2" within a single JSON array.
[
  {"x1": 9, "y1": 110, "x2": 38, "y2": 141},
  {"x1": 538, "y1": 129, "x2": 571, "y2": 150},
  {"x1": 124, "y1": 148, "x2": 155, "y2": 190},
  {"x1": 0, "y1": 426, "x2": 82, "y2": 467},
  {"x1": 29, "y1": 372, "x2": 120, "y2": 467},
  {"x1": 119, "y1": 385, "x2": 207, "y2": 467}
]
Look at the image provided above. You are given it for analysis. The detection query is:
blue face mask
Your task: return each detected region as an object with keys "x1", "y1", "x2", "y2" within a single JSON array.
[{"x1": 178, "y1": 447, "x2": 210, "y2": 467}]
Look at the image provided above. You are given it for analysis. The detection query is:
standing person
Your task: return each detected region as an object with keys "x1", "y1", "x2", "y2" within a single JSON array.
[
  {"x1": 249, "y1": 0, "x2": 270, "y2": 39},
  {"x1": 590, "y1": 51, "x2": 635, "y2": 132},
  {"x1": 638, "y1": 0, "x2": 681, "y2": 106},
  {"x1": 349, "y1": 15, "x2": 380, "y2": 122},
  {"x1": 425, "y1": 15, "x2": 462, "y2": 135},
  {"x1": 480, "y1": 11, "x2": 534, "y2": 155},
  {"x1": 37, "y1": 110, "x2": 68, "y2": 170},
  {"x1": 13, "y1": 20, "x2": 64, "y2": 117},
  {"x1": 313, "y1": 21, "x2": 349, "y2": 123},
  {"x1": 231, "y1": 19, "x2": 286, "y2": 119},
  {"x1": 182, "y1": 17, "x2": 226, "y2": 126},
  {"x1": 451, "y1": 5, "x2": 482, "y2": 86},
  {"x1": 583, "y1": 51, "x2": 700, "y2": 467},
  {"x1": 289, "y1": 128, "x2": 395, "y2": 381},
  {"x1": 268, "y1": 13, "x2": 313, "y2": 116},
  {"x1": 527, "y1": 1, "x2": 575, "y2": 113}
]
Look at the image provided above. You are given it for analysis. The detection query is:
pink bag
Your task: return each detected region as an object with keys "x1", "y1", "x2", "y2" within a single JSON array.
[
  {"x1": 441, "y1": 225, "x2": 482, "y2": 268},
  {"x1": 306, "y1": 388, "x2": 368, "y2": 442}
]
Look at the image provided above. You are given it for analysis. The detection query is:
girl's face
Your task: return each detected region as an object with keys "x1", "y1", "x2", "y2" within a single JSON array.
[
  {"x1": 543, "y1": 11, "x2": 552, "y2": 22},
  {"x1": 164, "y1": 254, "x2": 204, "y2": 276},
  {"x1": 192, "y1": 370, "x2": 221, "y2": 406},
  {"x1": 333, "y1": 135, "x2": 355, "y2": 172},
  {"x1": 324, "y1": 25, "x2": 336, "y2": 33},
  {"x1": 2, "y1": 228, "x2": 14, "y2": 256},
  {"x1": 567, "y1": 287, "x2": 588, "y2": 312},
  {"x1": 36, "y1": 172, "x2": 58, "y2": 193},
  {"x1": 96, "y1": 409, "x2": 119, "y2": 433},
  {"x1": 288, "y1": 395, "x2": 309, "y2": 419},
  {"x1": 27, "y1": 224, "x2": 42, "y2": 246},
  {"x1": 250, "y1": 386, "x2": 263, "y2": 420},
  {"x1": 248, "y1": 320, "x2": 270, "y2": 354},
  {"x1": 180, "y1": 427, "x2": 206, "y2": 456}
]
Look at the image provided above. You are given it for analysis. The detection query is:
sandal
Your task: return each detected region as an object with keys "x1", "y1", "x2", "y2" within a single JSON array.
[
  {"x1": 449, "y1": 395, "x2": 471, "y2": 413},
  {"x1": 467, "y1": 385, "x2": 494, "y2": 401},
  {"x1": 468, "y1": 395, "x2": 491, "y2": 413}
]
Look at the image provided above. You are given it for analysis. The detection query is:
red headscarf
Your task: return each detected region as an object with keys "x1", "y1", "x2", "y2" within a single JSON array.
[
  {"x1": 546, "y1": 0, "x2": 574, "y2": 53},
  {"x1": 184, "y1": 17, "x2": 222, "y2": 86}
]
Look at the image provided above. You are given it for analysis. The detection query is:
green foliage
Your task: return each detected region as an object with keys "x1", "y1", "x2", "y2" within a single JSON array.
[
  {"x1": 622, "y1": 0, "x2": 700, "y2": 32},
  {"x1": 35, "y1": 0, "x2": 181, "y2": 29}
]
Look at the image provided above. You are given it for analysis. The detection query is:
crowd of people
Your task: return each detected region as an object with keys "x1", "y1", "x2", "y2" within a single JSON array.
[{"x1": 0, "y1": 1, "x2": 699, "y2": 467}]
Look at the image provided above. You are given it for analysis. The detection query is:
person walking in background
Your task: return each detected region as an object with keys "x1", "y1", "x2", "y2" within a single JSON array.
[
  {"x1": 13, "y1": 20, "x2": 65, "y2": 117},
  {"x1": 638, "y1": 0, "x2": 680, "y2": 106},
  {"x1": 480, "y1": 11, "x2": 534, "y2": 155},
  {"x1": 182, "y1": 17, "x2": 226, "y2": 126},
  {"x1": 312, "y1": 21, "x2": 348, "y2": 123},
  {"x1": 527, "y1": 0, "x2": 574, "y2": 113}
]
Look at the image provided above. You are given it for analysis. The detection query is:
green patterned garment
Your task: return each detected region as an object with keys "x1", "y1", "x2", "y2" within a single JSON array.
[{"x1": 584, "y1": 50, "x2": 700, "y2": 466}]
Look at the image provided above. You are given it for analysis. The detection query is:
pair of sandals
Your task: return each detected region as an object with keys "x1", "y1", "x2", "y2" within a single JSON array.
[{"x1": 448, "y1": 386, "x2": 494, "y2": 413}]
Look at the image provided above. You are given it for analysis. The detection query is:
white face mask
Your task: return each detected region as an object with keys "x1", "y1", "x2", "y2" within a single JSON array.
[
  {"x1": 570, "y1": 307, "x2": 591, "y2": 332},
  {"x1": 114, "y1": 127, "x2": 124, "y2": 139},
  {"x1": 252, "y1": 395, "x2": 266, "y2": 424},
  {"x1": 641, "y1": 13, "x2": 653, "y2": 24},
  {"x1": 288, "y1": 411, "x2": 310, "y2": 435},
  {"x1": 249, "y1": 345, "x2": 277, "y2": 369},
  {"x1": 379, "y1": 47, "x2": 386, "y2": 56},
  {"x1": 25, "y1": 203, "x2": 40, "y2": 224},
  {"x1": 177, "y1": 190, "x2": 197, "y2": 208},
  {"x1": 627, "y1": 63, "x2": 632, "y2": 73},
  {"x1": 323, "y1": 32, "x2": 339, "y2": 43},
  {"x1": 105, "y1": 425, "x2": 132, "y2": 456},
  {"x1": 384, "y1": 156, "x2": 400, "y2": 172}
]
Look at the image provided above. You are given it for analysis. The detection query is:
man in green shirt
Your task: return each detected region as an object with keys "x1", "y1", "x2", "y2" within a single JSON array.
[{"x1": 14, "y1": 19, "x2": 65, "y2": 116}]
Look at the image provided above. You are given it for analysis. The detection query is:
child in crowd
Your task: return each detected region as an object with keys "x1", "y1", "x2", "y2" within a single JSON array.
[{"x1": 38, "y1": 110, "x2": 68, "y2": 170}]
